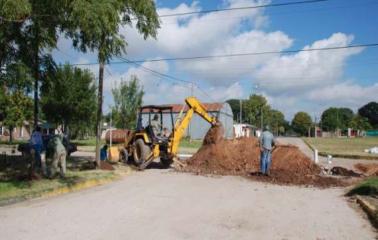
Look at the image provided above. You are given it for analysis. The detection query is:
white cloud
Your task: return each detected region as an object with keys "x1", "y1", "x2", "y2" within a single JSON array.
[
  {"x1": 255, "y1": 33, "x2": 363, "y2": 94},
  {"x1": 53, "y1": 1, "x2": 375, "y2": 121},
  {"x1": 307, "y1": 82, "x2": 378, "y2": 107}
]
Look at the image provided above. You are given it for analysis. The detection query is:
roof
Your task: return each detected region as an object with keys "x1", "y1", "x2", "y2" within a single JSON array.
[{"x1": 141, "y1": 102, "x2": 224, "y2": 113}]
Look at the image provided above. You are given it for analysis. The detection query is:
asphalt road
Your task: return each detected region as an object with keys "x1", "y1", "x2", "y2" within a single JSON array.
[{"x1": 0, "y1": 169, "x2": 375, "y2": 240}]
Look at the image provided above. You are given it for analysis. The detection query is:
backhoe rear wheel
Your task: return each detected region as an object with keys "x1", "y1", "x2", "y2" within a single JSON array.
[{"x1": 133, "y1": 139, "x2": 151, "y2": 166}]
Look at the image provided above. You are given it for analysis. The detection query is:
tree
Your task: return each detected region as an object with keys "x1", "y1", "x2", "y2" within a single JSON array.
[
  {"x1": 321, "y1": 107, "x2": 354, "y2": 131},
  {"x1": 268, "y1": 109, "x2": 286, "y2": 136},
  {"x1": 0, "y1": 1, "x2": 69, "y2": 128},
  {"x1": 0, "y1": 62, "x2": 33, "y2": 142},
  {"x1": 350, "y1": 115, "x2": 372, "y2": 131},
  {"x1": 244, "y1": 94, "x2": 271, "y2": 129},
  {"x1": 359, "y1": 102, "x2": 378, "y2": 128},
  {"x1": 40, "y1": 64, "x2": 96, "y2": 139},
  {"x1": 111, "y1": 75, "x2": 144, "y2": 129},
  {"x1": 292, "y1": 112, "x2": 312, "y2": 136},
  {"x1": 65, "y1": 0, "x2": 160, "y2": 164},
  {"x1": 226, "y1": 99, "x2": 242, "y2": 122}
]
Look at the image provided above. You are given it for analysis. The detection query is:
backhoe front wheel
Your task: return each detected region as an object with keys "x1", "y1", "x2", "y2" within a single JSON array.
[{"x1": 133, "y1": 139, "x2": 151, "y2": 166}]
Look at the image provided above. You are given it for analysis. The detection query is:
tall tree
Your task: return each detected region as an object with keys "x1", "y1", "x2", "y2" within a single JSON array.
[
  {"x1": 268, "y1": 109, "x2": 286, "y2": 136},
  {"x1": 292, "y1": 112, "x2": 312, "y2": 136},
  {"x1": 65, "y1": 0, "x2": 160, "y2": 165},
  {"x1": 111, "y1": 75, "x2": 144, "y2": 129},
  {"x1": 321, "y1": 107, "x2": 354, "y2": 131},
  {"x1": 358, "y1": 102, "x2": 378, "y2": 128},
  {"x1": 0, "y1": 0, "x2": 69, "y2": 128},
  {"x1": 41, "y1": 64, "x2": 96, "y2": 139},
  {"x1": 244, "y1": 94, "x2": 271, "y2": 129}
]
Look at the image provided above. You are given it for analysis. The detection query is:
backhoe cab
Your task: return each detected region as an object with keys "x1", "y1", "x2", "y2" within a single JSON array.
[{"x1": 132, "y1": 105, "x2": 175, "y2": 169}]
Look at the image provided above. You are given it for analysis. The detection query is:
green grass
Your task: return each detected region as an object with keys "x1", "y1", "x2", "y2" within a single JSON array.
[
  {"x1": 0, "y1": 170, "x2": 115, "y2": 204},
  {"x1": 0, "y1": 139, "x2": 28, "y2": 146},
  {"x1": 303, "y1": 137, "x2": 378, "y2": 159},
  {"x1": 71, "y1": 137, "x2": 105, "y2": 146},
  {"x1": 347, "y1": 177, "x2": 378, "y2": 196},
  {"x1": 179, "y1": 138, "x2": 202, "y2": 149}
]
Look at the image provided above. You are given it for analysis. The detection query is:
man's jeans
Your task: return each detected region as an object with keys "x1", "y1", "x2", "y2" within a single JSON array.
[
  {"x1": 31, "y1": 144, "x2": 43, "y2": 168},
  {"x1": 260, "y1": 149, "x2": 272, "y2": 174}
]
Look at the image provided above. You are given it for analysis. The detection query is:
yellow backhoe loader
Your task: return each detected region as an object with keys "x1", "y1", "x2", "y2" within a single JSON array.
[{"x1": 108, "y1": 97, "x2": 218, "y2": 169}]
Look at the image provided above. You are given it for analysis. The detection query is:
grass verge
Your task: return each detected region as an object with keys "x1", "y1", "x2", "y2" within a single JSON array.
[
  {"x1": 0, "y1": 170, "x2": 117, "y2": 206},
  {"x1": 347, "y1": 177, "x2": 378, "y2": 196},
  {"x1": 303, "y1": 137, "x2": 378, "y2": 160}
]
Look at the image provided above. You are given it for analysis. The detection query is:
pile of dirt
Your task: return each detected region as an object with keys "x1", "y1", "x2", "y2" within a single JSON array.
[
  {"x1": 182, "y1": 125, "x2": 344, "y2": 187},
  {"x1": 355, "y1": 163, "x2": 378, "y2": 176}
]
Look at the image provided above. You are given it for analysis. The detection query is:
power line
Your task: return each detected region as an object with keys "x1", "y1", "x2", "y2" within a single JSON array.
[
  {"x1": 155, "y1": 0, "x2": 328, "y2": 18},
  {"x1": 118, "y1": 56, "x2": 192, "y2": 84},
  {"x1": 0, "y1": 0, "x2": 328, "y2": 23},
  {"x1": 115, "y1": 56, "x2": 219, "y2": 102},
  {"x1": 71, "y1": 43, "x2": 378, "y2": 66}
]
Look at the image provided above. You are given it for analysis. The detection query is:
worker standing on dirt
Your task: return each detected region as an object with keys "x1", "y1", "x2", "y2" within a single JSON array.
[
  {"x1": 46, "y1": 134, "x2": 67, "y2": 178},
  {"x1": 151, "y1": 114, "x2": 162, "y2": 136},
  {"x1": 259, "y1": 125, "x2": 276, "y2": 176}
]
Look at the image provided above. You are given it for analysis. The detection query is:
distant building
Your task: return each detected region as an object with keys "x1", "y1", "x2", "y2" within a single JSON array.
[
  {"x1": 141, "y1": 102, "x2": 234, "y2": 139},
  {"x1": 233, "y1": 124, "x2": 257, "y2": 138}
]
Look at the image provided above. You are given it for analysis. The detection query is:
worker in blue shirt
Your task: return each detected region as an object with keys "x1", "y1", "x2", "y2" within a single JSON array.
[
  {"x1": 29, "y1": 126, "x2": 43, "y2": 171},
  {"x1": 100, "y1": 145, "x2": 108, "y2": 161},
  {"x1": 259, "y1": 125, "x2": 276, "y2": 176}
]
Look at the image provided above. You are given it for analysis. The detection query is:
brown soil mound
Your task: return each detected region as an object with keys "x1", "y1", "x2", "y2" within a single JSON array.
[
  {"x1": 183, "y1": 126, "x2": 344, "y2": 187},
  {"x1": 100, "y1": 161, "x2": 115, "y2": 171},
  {"x1": 355, "y1": 163, "x2": 378, "y2": 176},
  {"x1": 203, "y1": 124, "x2": 224, "y2": 145}
]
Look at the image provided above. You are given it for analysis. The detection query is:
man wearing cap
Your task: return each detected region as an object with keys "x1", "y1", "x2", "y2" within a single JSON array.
[{"x1": 259, "y1": 125, "x2": 276, "y2": 176}]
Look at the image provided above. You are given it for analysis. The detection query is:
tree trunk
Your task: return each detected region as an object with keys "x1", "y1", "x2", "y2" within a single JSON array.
[
  {"x1": 9, "y1": 126, "x2": 13, "y2": 144},
  {"x1": 95, "y1": 60, "x2": 105, "y2": 167},
  {"x1": 33, "y1": 22, "x2": 40, "y2": 129}
]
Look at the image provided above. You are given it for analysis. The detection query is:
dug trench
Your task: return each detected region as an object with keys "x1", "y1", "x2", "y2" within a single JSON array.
[{"x1": 178, "y1": 124, "x2": 352, "y2": 187}]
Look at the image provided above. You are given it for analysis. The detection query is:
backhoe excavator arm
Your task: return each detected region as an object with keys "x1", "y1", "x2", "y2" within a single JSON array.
[{"x1": 169, "y1": 97, "x2": 218, "y2": 155}]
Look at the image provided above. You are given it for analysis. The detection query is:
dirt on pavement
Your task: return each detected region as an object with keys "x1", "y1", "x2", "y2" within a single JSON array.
[{"x1": 182, "y1": 125, "x2": 345, "y2": 187}]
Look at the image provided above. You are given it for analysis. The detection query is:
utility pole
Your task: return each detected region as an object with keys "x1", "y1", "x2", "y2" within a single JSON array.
[
  {"x1": 239, "y1": 99, "x2": 242, "y2": 124},
  {"x1": 109, "y1": 109, "x2": 112, "y2": 148},
  {"x1": 260, "y1": 106, "x2": 263, "y2": 131}
]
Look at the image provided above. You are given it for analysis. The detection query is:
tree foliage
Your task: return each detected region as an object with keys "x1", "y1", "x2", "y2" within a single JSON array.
[
  {"x1": 292, "y1": 112, "x2": 312, "y2": 136},
  {"x1": 358, "y1": 102, "x2": 378, "y2": 128},
  {"x1": 244, "y1": 94, "x2": 271, "y2": 128},
  {"x1": 321, "y1": 107, "x2": 354, "y2": 131},
  {"x1": 226, "y1": 99, "x2": 241, "y2": 122},
  {"x1": 111, "y1": 75, "x2": 144, "y2": 129},
  {"x1": 64, "y1": 0, "x2": 159, "y2": 162},
  {"x1": 41, "y1": 64, "x2": 96, "y2": 139},
  {"x1": 0, "y1": 62, "x2": 33, "y2": 142},
  {"x1": 350, "y1": 114, "x2": 372, "y2": 131}
]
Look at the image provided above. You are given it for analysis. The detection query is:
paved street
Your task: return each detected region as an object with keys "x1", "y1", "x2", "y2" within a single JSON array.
[{"x1": 0, "y1": 169, "x2": 375, "y2": 240}]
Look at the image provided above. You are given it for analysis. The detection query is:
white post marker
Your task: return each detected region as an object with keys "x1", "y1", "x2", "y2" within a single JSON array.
[{"x1": 314, "y1": 149, "x2": 319, "y2": 163}]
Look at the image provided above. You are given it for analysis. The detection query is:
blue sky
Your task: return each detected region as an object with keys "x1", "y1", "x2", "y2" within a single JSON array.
[{"x1": 53, "y1": 0, "x2": 378, "y2": 120}]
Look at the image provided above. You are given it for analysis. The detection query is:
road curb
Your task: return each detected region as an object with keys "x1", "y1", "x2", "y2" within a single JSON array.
[
  {"x1": 356, "y1": 195, "x2": 378, "y2": 228},
  {"x1": 0, "y1": 174, "x2": 120, "y2": 207}
]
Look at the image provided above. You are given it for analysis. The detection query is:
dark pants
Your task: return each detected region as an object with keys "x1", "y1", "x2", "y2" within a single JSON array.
[{"x1": 260, "y1": 149, "x2": 272, "y2": 174}]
